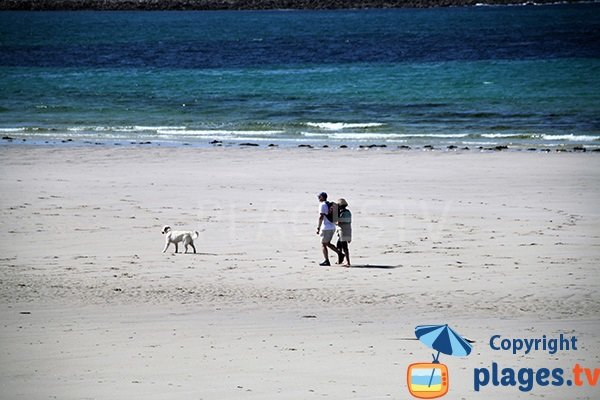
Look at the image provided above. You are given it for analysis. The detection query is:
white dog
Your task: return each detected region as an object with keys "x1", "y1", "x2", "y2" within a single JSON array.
[{"x1": 161, "y1": 225, "x2": 199, "y2": 254}]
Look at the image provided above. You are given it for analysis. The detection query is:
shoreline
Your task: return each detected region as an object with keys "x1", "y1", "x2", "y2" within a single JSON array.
[{"x1": 2, "y1": 136, "x2": 599, "y2": 153}]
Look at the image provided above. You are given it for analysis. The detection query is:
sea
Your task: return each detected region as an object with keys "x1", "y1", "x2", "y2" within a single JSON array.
[{"x1": 1, "y1": 4, "x2": 599, "y2": 150}]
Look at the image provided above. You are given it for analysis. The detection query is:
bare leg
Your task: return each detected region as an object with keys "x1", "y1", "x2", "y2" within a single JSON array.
[
  {"x1": 321, "y1": 243, "x2": 329, "y2": 260},
  {"x1": 335, "y1": 239, "x2": 345, "y2": 264},
  {"x1": 326, "y1": 243, "x2": 341, "y2": 257},
  {"x1": 342, "y1": 242, "x2": 351, "y2": 267}
]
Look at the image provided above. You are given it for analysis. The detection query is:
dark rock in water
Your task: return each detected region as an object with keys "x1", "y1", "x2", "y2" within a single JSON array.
[
  {"x1": 541, "y1": 149, "x2": 551, "y2": 153},
  {"x1": 573, "y1": 146, "x2": 586, "y2": 152},
  {"x1": 139, "y1": 141, "x2": 152, "y2": 145},
  {"x1": 61, "y1": 138, "x2": 73, "y2": 143},
  {"x1": 423, "y1": 145, "x2": 434, "y2": 150},
  {"x1": 298, "y1": 144, "x2": 313, "y2": 148},
  {"x1": 555, "y1": 148, "x2": 568, "y2": 152},
  {"x1": 591, "y1": 148, "x2": 600, "y2": 153},
  {"x1": 398, "y1": 145, "x2": 411, "y2": 150},
  {"x1": 462, "y1": 147, "x2": 470, "y2": 150},
  {"x1": 340, "y1": 145, "x2": 348, "y2": 148},
  {"x1": 360, "y1": 144, "x2": 386, "y2": 149},
  {"x1": 447, "y1": 145, "x2": 457, "y2": 150},
  {"x1": 239, "y1": 142, "x2": 259, "y2": 146},
  {"x1": 494, "y1": 145, "x2": 508, "y2": 151},
  {"x1": 2, "y1": 136, "x2": 13, "y2": 140},
  {"x1": 210, "y1": 140, "x2": 222, "y2": 144},
  {"x1": 268, "y1": 143, "x2": 278, "y2": 147},
  {"x1": 527, "y1": 148, "x2": 537, "y2": 151},
  {"x1": 322, "y1": 145, "x2": 329, "y2": 148}
]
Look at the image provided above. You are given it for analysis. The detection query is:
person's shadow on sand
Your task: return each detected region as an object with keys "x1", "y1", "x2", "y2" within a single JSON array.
[{"x1": 346, "y1": 264, "x2": 400, "y2": 269}]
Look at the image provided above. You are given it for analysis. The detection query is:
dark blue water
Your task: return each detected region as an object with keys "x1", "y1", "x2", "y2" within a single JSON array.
[{"x1": 1, "y1": 5, "x2": 599, "y2": 148}]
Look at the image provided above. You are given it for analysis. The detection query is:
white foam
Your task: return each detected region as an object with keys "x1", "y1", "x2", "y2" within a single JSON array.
[
  {"x1": 329, "y1": 133, "x2": 395, "y2": 140},
  {"x1": 300, "y1": 132, "x2": 329, "y2": 137},
  {"x1": 156, "y1": 129, "x2": 284, "y2": 136},
  {"x1": 67, "y1": 126, "x2": 112, "y2": 132},
  {"x1": 541, "y1": 134, "x2": 600, "y2": 141},
  {"x1": 131, "y1": 126, "x2": 186, "y2": 131},
  {"x1": 481, "y1": 133, "x2": 532, "y2": 138},
  {"x1": 0, "y1": 127, "x2": 26, "y2": 133},
  {"x1": 479, "y1": 133, "x2": 600, "y2": 141},
  {"x1": 400, "y1": 133, "x2": 470, "y2": 138},
  {"x1": 463, "y1": 141, "x2": 504, "y2": 146},
  {"x1": 66, "y1": 126, "x2": 187, "y2": 133},
  {"x1": 328, "y1": 133, "x2": 470, "y2": 140},
  {"x1": 153, "y1": 135, "x2": 311, "y2": 143},
  {"x1": 306, "y1": 122, "x2": 384, "y2": 131}
]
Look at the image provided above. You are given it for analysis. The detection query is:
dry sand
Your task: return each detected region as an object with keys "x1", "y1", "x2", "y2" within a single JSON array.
[{"x1": 0, "y1": 146, "x2": 599, "y2": 399}]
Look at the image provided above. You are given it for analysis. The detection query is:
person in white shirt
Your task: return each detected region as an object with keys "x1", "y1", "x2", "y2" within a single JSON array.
[{"x1": 316, "y1": 192, "x2": 343, "y2": 266}]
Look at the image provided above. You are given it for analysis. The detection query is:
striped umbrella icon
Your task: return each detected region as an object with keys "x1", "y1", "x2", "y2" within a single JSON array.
[{"x1": 415, "y1": 324, "x2": 473, "y2": 387}]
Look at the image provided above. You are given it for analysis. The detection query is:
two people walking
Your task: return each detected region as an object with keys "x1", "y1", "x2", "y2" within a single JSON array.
[{"x1": 316, "y1": 192, "x2": 352, "y2": 267}]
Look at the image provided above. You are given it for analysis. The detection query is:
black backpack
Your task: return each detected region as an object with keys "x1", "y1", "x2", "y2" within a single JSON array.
[{"x1": 324, "y1": 201, "x2": 338, "y2": 223}]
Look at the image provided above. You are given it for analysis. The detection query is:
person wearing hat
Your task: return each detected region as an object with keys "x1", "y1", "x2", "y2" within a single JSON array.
[
  {"x1": 316, "y1": 192, "x2": 342, "y2": 266},
  {"x1": 335, "y1": 198, "x2": 352, "y2": 267}
]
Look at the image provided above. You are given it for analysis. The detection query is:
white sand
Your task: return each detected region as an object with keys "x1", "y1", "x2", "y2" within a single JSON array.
[{"x1": 0, "y1": 146, "x2": 598, "y2": 399}]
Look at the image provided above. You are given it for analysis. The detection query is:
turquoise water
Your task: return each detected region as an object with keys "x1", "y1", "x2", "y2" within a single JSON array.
[{"x1": 1, "y1": 5, "x2": 599, "y2": 148}]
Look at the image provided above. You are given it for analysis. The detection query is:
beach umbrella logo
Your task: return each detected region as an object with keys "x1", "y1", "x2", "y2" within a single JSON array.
[{"x1": 406, "y1": 324, "x2": 473, "y2": 399}]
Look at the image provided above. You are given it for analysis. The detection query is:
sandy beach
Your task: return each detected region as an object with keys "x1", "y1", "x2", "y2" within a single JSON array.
[{"x1": 1, "y1": 146, "x2": 599, "y2": 399}]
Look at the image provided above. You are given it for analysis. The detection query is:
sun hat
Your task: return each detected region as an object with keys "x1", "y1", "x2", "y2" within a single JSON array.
[{"x1": 337, "y1": 198, "x2": 348, "y2": 207}]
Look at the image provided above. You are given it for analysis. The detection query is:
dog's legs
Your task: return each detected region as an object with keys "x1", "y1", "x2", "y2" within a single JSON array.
[
  {"x1": 190, "y1": 243, "x2": 196, "y2": 254},
  {"x1": 162, "y1": 241, "x2": 170, "y2": 253},
  {"x1": 174, "y1": 243, "x2": 178, "y2": 253},
  {"x1": 183, "y1": 237, "x2": 193, "y2": 254}
]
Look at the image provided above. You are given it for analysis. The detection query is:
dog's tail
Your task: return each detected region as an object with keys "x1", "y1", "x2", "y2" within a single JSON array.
[{"x1": 193, "y1": 231, "x2": 199, "y2": 239}]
